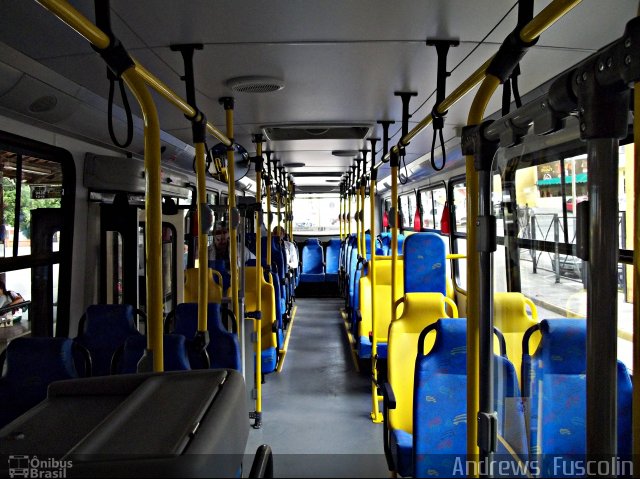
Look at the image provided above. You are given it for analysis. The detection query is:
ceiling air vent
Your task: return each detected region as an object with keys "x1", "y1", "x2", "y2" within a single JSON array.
[
  {"x1": 226, "y1": 76, "x2": 284, "y2": 93},
  {"x1": 263, "y1": 124, "x2": 371, "y2": 141}
]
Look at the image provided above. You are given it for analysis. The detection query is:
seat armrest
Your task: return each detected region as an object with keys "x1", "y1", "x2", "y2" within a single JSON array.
[
  {"x1": 382, "y1": 381, "x2": 397, "y2": 472},
  {"x1": 382, "y1": 382, "x2": 396, "y2": 410}
]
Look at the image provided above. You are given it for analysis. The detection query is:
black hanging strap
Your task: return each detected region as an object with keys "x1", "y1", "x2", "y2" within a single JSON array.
[
  {"x1": 501, "y1": 64, "x2": 523, "y2": 116},
  {"x1": 427, "y1": 39, "x2": 458, "y2": 172},
  {"x1": 107, "y1": 70, "x2": 134, "y2": 148},
  {"x1": 94, "y1": 0, "x2": 134, "y2": 148},
  {"x1": 430, "y1": 108, "x2": 447, "y2": 171}
]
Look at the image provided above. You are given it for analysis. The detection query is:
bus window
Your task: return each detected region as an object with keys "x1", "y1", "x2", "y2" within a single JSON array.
[
  {"x1": 292, "y1": 196, "x2": 341, "y2": 236},
  {"x1": 0, "y1": 136, "x2": 74, "y2": 339},
  {"x1": 492, "y1": 174, "x2": 507, "y2": 293},
  {"x1": 452, "y1": 180, "x2": 467, "y2": 291},
  {"x1": 511, "y1": 144, "x2": 634, "y2": 371},
  {"x1": 1, "y1": 153, "x2": 62, "y2": 258},
  {"x1": 419, "y1": 186, "x2": 447, "y2": 231},
  {"x1": 398, "y1": 194, "x2": 411, "y2": 231}
]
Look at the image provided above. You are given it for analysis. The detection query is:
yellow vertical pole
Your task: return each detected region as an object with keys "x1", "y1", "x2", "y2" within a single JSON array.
[
  {"x1": 465, "y1": 75, "x2": 500, "y2": 461},
  {"x1": 122, "y1": 68, "x2": 163, "y2": 372},
  {"x1": 338, "y1": 194, "x2": 342, "y2": 240},
  {"x1": 355, "y1": 184, "x2": 361, "y2": 257},
  {"x1": 277, "y1": 187, "x2": 282, "y2": 239},
  {"x1": 345, "y1": 190, "x2": 351, "y2": 237},
  {"x1": 266, "y1": 165, "x2": 273, "y2": 267},
  {"x1": 360, "y1": 184, "x2": 366, "y2": 256},
  {"x1": 254, "y1": 139, "x2": 263, "y2": 421},
  {"x1": 221, "y1": 98, "x2": 240, "y2": 332},
  {"x1": 390, "y1": 164, "x2": 398, "y2": 324},
  {"x1": 288, "y1": 181, "x2": 294, "y2": 239},
  {"x1": 633, "y1": 75, "x2": 640, "y2": 470},
  {"x1": 369, "y1": 170, "x2": 381, "y2": 422},
  {"x1": 195, "y1": 140, "x2": 208, "y2": 333}
]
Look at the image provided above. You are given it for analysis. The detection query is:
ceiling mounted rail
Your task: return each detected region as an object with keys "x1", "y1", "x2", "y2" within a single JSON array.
[
  {"x1": 371, "y1": 0, "x2": 583, "y2": 174},
  {"x1": 35, "y1": 0, "x2": 232, "y2": 147}
]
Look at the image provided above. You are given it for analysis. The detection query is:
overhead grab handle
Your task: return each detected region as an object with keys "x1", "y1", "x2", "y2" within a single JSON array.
[
  {"x1": 426, "y1": 39, "x2": 459, "y2": 172},
  {"x1": 394, "y1": 92, "x2": 416, "y2": 184},
  {"x1": 171, "y1": 42, "x2": 210, "y2": 347},
  {"x1": 93, "y1": 0, "x2": 134, "y2": 149}
]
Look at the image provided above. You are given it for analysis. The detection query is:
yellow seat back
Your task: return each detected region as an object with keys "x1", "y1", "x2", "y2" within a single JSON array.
[
  {"x1": 245, "y1": 266, "x2": 278, "y2": 351},
  {"x1": 358, "y1": 258, "x2": 404, "y2": 343},
  {"x1": 184, "y1": 267, "x2": 223, "y2": 304},
  {"x1": 387, "y1": 292, "x2": 458, "y2": 434},
  {"x1": 359, "y1": 274, "x2": 372, "y2": 339},
  {"x1": 493, "y1": 292, "x2": 539, "y2": 386}
]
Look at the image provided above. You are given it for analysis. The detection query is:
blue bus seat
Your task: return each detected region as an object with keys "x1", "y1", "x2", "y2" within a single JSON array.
[
  {"x1": 116, "y1": 334, "x2": 191, "y2": 374},
  {"x1": 208, "y1": 259, "x2": 231, "y2": 293},
  {"x1": 413, "y1": 319, "x2": 527, "y2": 478},
  {"x1": 342, "y1": 234, "x2": 357, "y2": 297},
  {"x1": 300, "y1": 238, "x2": 325, "y2": 283},
  {"x1": 325, "y1": 239, "x2": 341, "y2": 282},
  {"x1": 397, "y1": 234, "x2": 405, "y2": 255},
  {"x1": 523, "y1": 319, "x2": 632, "y2": 475},
  {"x1": 74, "y1": 304, "x2": 142, "y2": 376},
  {"x1": 383, "y1": 292, "x2": 458, "y2": 476},
  {"x1": 171, "y1": 302, "x2": 241, "y2": 370},
  {"x1": 0, "y1": 337, "x2": 90, "y2": 428},
  {"x1": 403, "y1": 232, "x2": 446, "y2": 295},
  {"x1": 378, "y1": 232, "x2": 391, "y2": 255}
]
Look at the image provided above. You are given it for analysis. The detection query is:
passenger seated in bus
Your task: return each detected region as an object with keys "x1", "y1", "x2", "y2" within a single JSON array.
[
  {"x1": 208, "y1": 221, "x2": 254, "y2": 270},
  {"x1": 0, "y1": 280, "x2": 24, "y2": 326},
  {"x1": 272, "y1": 226, "x2": 298, "y2": 271}
]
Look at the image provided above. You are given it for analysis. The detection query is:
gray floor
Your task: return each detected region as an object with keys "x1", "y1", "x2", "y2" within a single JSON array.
[{"x1": 244, "y1": 298, "x2": 389, "y2": 477}]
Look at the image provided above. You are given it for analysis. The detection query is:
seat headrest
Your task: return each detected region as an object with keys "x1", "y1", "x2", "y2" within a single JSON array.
[
  {"x1": 5, "y1": 337, "x2": 77, "y2": 380},
  {"x1": 306, "y1": 238, "x2": 320, "y2": 246},
  {"x1": 403, "y1": 233, "x2": 446, "y2": 295},
  {"x1": 422, "y1": 318, "x2": 467, "y2": 373},
  {"x1": 493, "y1": 292, "x2": 536, "y2": 333},
  {"x1": 537, "y1": 318, "x2": 586, "y2": 374},
  {"x1": 82, "y1": 304, "x2": 136, "y2": 336},
  {"x1": 173, "y1": 302, "x2": 222, "y2": 336}
]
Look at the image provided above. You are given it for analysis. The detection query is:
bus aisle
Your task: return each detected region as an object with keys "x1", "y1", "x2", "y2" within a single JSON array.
[{"x1": 244, "y1": 297, "x2": 388, "y2": 477}]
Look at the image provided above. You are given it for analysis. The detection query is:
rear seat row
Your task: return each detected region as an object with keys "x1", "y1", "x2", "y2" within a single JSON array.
[
  {"x1": 298, "y1": 238, "x2": 342, "y2": 283},
  {"x1": 0, "y1": 303, "x2": 241, "y2": 429}
]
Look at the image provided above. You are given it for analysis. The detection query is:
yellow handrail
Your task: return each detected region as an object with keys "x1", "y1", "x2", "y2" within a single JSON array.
[
  {"x1": 633, "y1": 67, "x2": 640, "y2": 469},
  {"x1": 36, "y1": 0, "x2": 231, "y2": 147},
  {"x1": 224, "y1": 103, "x2": 240, "y2": 332},
  {"x1": 36, "y1": 0, "x2": 109, "y2": 49},
  {"x1": 400, "y1": 56, "x2": 495, "y2": 148},
  {"x1": 195, "y1": 141, "x2": 208, "y2": 334},
  {"x1": 444, "y1": 296, "x2": 459, "y2": 318},
  {"x1": 254, "y1": 141, "x2": 263, "y2": 420},
  {"x1": 369, "y1": 163, "x2": 381, "y2": 423},
  {"x1": 385, "y1": 0, "x2": 583, "y2": 158},
  {"x1": 390, "y1": 164, "x2": 399, "y2": 323},
  {"x1": 519, "y1": 0, "x2": 582, "y2": 43},
  {"x1": 122, "y1": 67, "x2": 163, "y2": 372}
]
